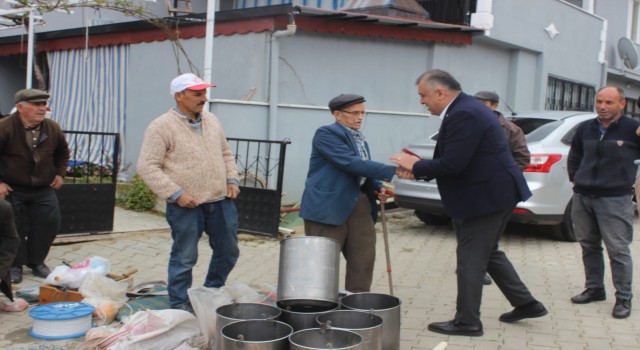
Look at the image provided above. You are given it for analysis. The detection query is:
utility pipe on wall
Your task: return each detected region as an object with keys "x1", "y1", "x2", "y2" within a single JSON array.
[
  {"x1": 268, "y1": 15, "x2": 297, "y2": 141},
  {"x1": 598, "y1": 19, "x2": 608, "y2": 88},
  {"x1": 26, "y1": 10, "x2": 35, "y2": 89},
  {"x1": 203, "y1": 0, "x2": 216, "y2": 112}
]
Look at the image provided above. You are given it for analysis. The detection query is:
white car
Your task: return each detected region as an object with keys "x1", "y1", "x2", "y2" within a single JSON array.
[{"x1": 393, "y1": 111, "x2": 596, "y2": 241}]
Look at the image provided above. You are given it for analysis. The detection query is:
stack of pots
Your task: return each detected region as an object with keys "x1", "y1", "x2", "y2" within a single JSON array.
[
  {"x1": 219, "y1": 235, "x2": 401, "y2": 349},
  {"x1": 277, "y1": 236, "x2": 342, "y2": 331}
]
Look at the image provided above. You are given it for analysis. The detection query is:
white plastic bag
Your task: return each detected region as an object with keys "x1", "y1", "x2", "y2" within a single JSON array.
[
  {"x1": 80, "y1": 272, "x2": 128, "y2": 325},
  {"x1": 46, "y1": 256, "x2": 111, "y2": 289},
  {"x1": 99, "y1": 309, "x2": 205, "y2": 350},
  {"x1": 188, "y1": 286, "x2": 233, "y2": 349},
  {"x1": 187, "y1": 281, "x2": 262, "y2": 349}
]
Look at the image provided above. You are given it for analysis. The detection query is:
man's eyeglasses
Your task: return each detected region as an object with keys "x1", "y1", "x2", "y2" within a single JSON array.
[{"x1": 340, "y1": 110, "x2": 368, "y2": 117}]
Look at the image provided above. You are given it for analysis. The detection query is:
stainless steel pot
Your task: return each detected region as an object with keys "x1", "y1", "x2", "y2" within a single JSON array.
[
  {"x1": 316, "y1": 310, "x2": 383, "y2": 350},
  {"x1": 289, "y1": 328, "x2": 363, "y2": 350},
  {"x1": 216, "y1": 303, "x2": 282, "y2": 349},
  {"x1": 277, "y1": 301, "x2": 339, "y2": 332},
  {"x1": 277, "y1": 236, "x2": 340, "y2": 307},
  {"x1": 221, "y1": 319, "x2": 292, "y2": 350},
  {"x1": 340, "y1": 293, "x2": 401, "y2": 350}
]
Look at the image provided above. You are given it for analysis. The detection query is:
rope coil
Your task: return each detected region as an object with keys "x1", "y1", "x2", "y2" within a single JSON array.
[{"x1": 29, "y1": 302, "x2": 94, "y2": 340}]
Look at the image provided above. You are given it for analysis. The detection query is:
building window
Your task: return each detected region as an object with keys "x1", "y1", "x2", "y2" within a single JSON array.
[
  {"x1": 563, "y1": 0, "x2": 583, "y2": 7},
  {"x1": 416, "y1": 0, "x2": 477, "y2": 25},
  {"x1": 545, "y1": 77, "x2": 595, "y2": 111},
  {"x1": 625, "y1": 98, "x2": 640, "y2": 120}
]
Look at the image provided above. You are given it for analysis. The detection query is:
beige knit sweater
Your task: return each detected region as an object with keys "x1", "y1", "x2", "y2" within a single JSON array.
[{"x1": 137, "y1": 109, "x2": 238, "y2": 204}]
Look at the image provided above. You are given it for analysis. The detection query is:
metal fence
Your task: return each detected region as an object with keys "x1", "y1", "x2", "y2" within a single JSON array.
[
  {"x1": 58, "y1": 131, "x2": 120, "y2": 234},
  {"x1": 228, "y1": 137, "x2": 291, "y2": 237}
]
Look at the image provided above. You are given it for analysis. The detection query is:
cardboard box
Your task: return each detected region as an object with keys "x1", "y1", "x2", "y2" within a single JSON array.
[{"x1": 39, "y1": 284, "x2": 83, "y2": 305}]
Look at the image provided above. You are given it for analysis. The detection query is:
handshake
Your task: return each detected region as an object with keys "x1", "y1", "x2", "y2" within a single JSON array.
[{"x1": 390, "y1": 152, "x2": 420, "y2": 180}]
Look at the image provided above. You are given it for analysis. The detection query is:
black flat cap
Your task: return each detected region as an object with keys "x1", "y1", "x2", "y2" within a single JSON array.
[
  {"x1": 328, "y1": 94, "x2": 366, "y2": 112},
  {"x1": 14, "y1": 89, "x2": 50, "y2": 104},
  {"x1": 474, "y1": 91, "x2": 499, "y2": 104}
]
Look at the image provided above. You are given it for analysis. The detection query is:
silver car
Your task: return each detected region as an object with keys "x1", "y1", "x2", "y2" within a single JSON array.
[{"x1": 393, "y1": 111, "x2": 596, "y2": 241}]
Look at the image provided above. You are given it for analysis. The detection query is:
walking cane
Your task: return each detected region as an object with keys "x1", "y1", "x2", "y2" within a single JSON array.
[{"x1": 377, "y1": 189, "x2": 394, "y2": 296}]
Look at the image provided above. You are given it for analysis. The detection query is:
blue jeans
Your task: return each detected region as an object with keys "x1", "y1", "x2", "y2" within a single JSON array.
[
  {"x1": 572, "y1": 194, "x2": 634, "y2": 301},
  {"x1": 165, "y1": 199, "x2": 239, "y2": 307}
]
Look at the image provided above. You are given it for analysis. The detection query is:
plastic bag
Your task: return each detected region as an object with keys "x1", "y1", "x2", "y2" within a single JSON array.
[
  {"x1": 1, "y1": 297, "x2": 28, "y2": 312},
  {"x1": 15, "y1": 283, "x2": 41, "y2": 303},
  {"x1": 80, "y1": 272, "x2": 128, "y2": 325},
  {"x1": 250, "y1": 282, "x2": 278, "y2": 306},
  {"x1": 187, "y1": 281, "x2": 262, "y2": 349},
  {"x1": 47, "y1": 256, "x2": 111, "y2": 289},
  {"x1": 187, "y1": 286, "x2": 233, "y2": 349},
  {"x1": 98, "y1": 309, "x2": 205, "y2": 350}
]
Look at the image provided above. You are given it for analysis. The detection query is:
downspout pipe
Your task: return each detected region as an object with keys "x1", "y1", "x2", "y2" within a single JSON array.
[
  {"x1": 598, "y1": 18, "x2": 608, "y2": 89},
  {"x1": 203, "y1": 0, "x2": 216, "y2": 112},
  {"x1": 26, "y1": 9, "x2": 35, "y2": 89},
  {"x1": 268, "y1": 14, "x2": 297, "y2": 141}
]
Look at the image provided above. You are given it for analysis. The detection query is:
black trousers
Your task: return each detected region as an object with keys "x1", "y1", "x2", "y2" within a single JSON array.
[
  {"x1": 8, "y1": 186, "x2": 61, "y2": 267},
  {"x1": 453, "y1": 208, "x2": 535, "y2": 324}
]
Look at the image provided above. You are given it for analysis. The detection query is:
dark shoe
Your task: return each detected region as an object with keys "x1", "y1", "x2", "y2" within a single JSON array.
[
  {"x1": 172, "y1": 302, "x2": 195, "y2": 315},
  {"x1": 612, "y1": 299, "x2": 631, "y2": 319},
  {"x1": 483, "y1": 273, "x2": 492, "y2": 285},
  {"x1": 27, "y1": 264, "x2": 51, "y2": 279},
  {"x1": 428, "y1": 320, "x2": 483, "y2": 336},
  {"x1": 571, "y1": 288, "x2": 606, "y2": 304},
  {"x1": 500, "y1": 300, "x2": 548, "y2": 323},
  {"x1": 10, "y1": 267, "x2": 22, "y2": 284}
]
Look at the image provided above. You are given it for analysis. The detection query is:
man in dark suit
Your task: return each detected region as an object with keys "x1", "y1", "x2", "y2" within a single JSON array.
[
  {"x1": 300, "y1": 94, "x2": 397, "y2": 293},
  {"x1": 391, "y1": 70, "x2": 547, "y2": 336}
]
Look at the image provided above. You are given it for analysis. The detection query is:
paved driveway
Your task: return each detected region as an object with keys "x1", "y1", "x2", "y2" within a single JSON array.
[{"x1": 1, "y1": 208, "x2": 639, "y2": 349}]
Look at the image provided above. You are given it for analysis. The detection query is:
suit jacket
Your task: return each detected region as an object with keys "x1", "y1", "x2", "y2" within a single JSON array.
[
  {"x1": 413, "y1": 93, "x2": 531, "y2": 220},
  {"x1": 300, "y1": 122, "x2": 396, "y2": 225}
]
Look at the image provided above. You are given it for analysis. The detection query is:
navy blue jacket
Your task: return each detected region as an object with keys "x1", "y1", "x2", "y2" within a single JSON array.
[
  {"x1": 413, "y1": 93, "x2": 531, "y2": 220},
  {"x1": 568, "y1": 115, "x2": 640, "y2": 197},
  {"x1": 300, "y1": 122, "x2": 396, "y2": 225}
]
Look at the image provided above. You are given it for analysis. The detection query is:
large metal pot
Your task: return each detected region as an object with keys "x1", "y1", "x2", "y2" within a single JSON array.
[
  {"x1": 316, "y1": 310, "x2": 383, "y2": 350},
  {"x1": 216, "y1": 303, "x2": 282, "y2": 349},
  {"x1": 221, "y1": 319, "x2": 292, "y2": 350},
  {"x1": 340, "y1": 293, "x2": 401, "y2": 350},
  {"x1": 289, "y1": 328, "x2": 363, "y2": 350},
  {"x1": 277, "y1": 301, "x2": 339, "y2": 332},
  {"x1": 277, "y1": 236, "x2": 340, "y2": 307}
]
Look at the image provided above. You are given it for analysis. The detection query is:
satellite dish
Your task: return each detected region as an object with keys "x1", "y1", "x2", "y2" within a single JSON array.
[{"x1": 618, "y1": 37, "x2": 639, "y2": 70}]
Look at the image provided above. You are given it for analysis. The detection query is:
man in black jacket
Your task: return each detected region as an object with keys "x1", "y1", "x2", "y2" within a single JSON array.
[
  {"x1": 392, "y1": 70, "x2": 547, "y2": 336},
  {"x1": 567, "y1": 86, "x2": 640, "y2": 319},
  {"x1": 0, "y1": 89, "x2": 69, "y2": 284}
]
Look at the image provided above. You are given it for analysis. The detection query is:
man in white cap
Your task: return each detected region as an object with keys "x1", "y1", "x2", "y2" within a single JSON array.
[{"x1": 137, "y1": 73, "x2": 241, "y2": 313}]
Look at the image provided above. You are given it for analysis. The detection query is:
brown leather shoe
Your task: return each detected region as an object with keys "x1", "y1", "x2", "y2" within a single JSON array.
[{"x1": 571, "y1": 288, "x2": 606, "y2": 304}]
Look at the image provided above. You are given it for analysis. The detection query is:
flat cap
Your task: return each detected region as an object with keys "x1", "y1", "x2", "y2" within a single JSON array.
[
  {"x1": 14, "y1": 88, "x2": 50, "y2": 104},
  {"x1": 474, "y1": 91, "x2": 500, "y2": 104},
  {"x1": 328, "y1": 94, "x2": 366, "y2": 112}
]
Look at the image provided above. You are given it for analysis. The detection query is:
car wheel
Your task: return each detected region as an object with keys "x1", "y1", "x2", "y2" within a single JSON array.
[
  {"x1": 415, "y1": 210, "x2": 451, "y2": 226},
  {"x1": 548, "y1": 202, "x2": 576, "y2": 242}
]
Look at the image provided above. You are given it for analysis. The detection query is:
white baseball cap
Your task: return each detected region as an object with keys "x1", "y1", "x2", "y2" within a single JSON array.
[{"x1": 170, "y1": 73, "x2": 216, "y2": 96}]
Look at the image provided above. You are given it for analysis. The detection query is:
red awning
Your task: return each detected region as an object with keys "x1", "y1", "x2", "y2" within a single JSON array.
[{"x1": 0, "y1": 7, "x2": 476, "y2": 56}]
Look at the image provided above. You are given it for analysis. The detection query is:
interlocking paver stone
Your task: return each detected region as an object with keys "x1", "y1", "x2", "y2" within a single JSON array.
[{"x1": 1, "y1": 207, "x2": 639, "y2": 349}]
